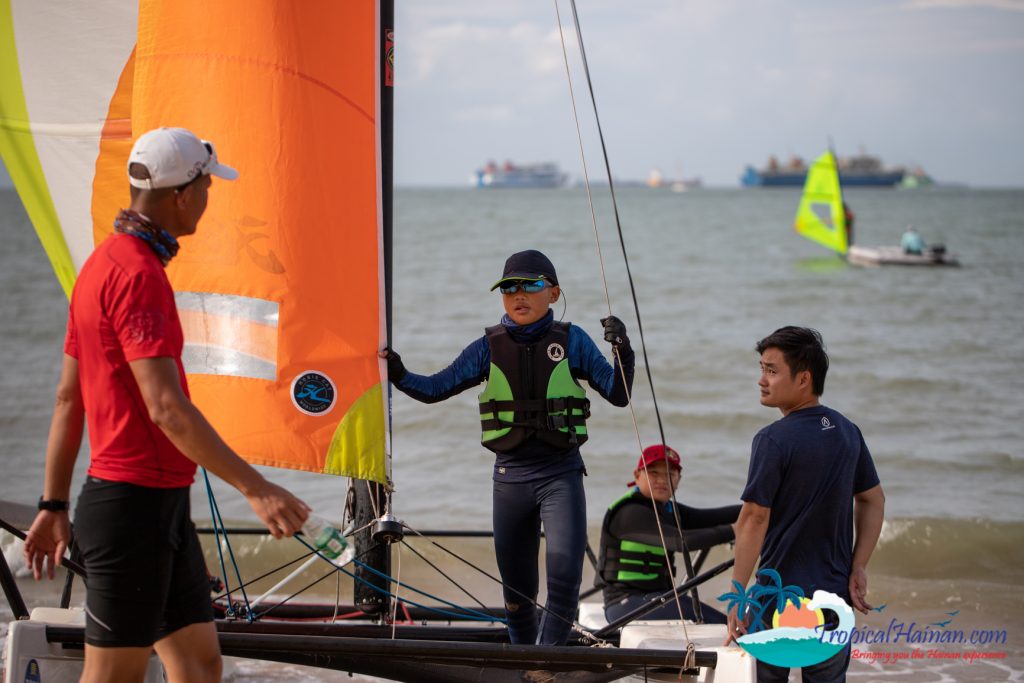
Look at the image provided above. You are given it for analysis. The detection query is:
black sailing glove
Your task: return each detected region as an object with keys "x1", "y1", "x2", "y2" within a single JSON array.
[
  {"x1": 600, "y1": 315, "x2": 630, "y2": 350},
  {"x1": 382, "y1": 347, "x2": 407, "y2": 382}
]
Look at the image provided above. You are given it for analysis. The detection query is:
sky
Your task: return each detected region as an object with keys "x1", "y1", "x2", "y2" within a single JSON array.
[
  {"x1": 2, "y1": 0, "x2": 1022, "y2": 189},
  {"x1": 390, "y1": 0, "x2": 1024, "y2": 187}
]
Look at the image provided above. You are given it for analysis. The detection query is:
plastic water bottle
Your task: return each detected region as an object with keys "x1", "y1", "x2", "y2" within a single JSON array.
[{"x1": 302, "y1": 513, "x2": 354, "y2": 565}]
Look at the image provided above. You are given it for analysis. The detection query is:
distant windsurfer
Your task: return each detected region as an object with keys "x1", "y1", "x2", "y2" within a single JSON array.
[
  {"x1": 381, "y1": 249, "x2": 634, "y2": 645},
  {"x1": 23, "y1": 128, "x2": 311, "y2": 683},
  {"x1": 901, "y1": 226, "x2": 927, "y2": 254},
  {"x1": 725, "y1": 327, "x2": 885, "y2": 682},
  {"x1": 595, "y1": 444, "x2": 739, "y2": 624},
  {"x1": 843, "y1": 202, "x2": 855, "y2": 246}
]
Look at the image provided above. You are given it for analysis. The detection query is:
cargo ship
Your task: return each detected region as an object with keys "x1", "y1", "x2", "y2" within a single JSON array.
[
  {"x1": 473, "y1": 161, "x2": 568, "y2": 188},
  {"x1": 741, "y1": 151, "x2": 906, "y2": 187}
]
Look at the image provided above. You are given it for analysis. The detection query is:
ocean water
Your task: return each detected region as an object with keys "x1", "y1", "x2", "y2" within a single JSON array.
[{"x1": 1, "y1": 185, "x2": 1022, "y2": 681}]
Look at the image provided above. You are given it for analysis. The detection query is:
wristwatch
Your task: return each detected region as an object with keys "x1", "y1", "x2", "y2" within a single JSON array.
[{"x1": 37, "y1": 498, "x2": 70, "y2": 512}]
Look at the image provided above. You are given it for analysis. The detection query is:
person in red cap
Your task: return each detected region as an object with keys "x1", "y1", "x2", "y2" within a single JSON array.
[
  {"x1": 23, "y1": 127, "x2": 310, "y2": 683},
  {"x1": 381, "y1": 249, "x2": 634, "y2": 645},
  {"x1": 595, "y1": 444, "x2": 739, "y2": 624}
]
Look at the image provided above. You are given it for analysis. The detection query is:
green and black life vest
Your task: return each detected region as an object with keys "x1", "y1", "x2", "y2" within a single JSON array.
[
  {"x1": 478, "y1": 321, "x2": 590, "y2": 452},
  {"x1": 597, "y1": 491, "x2": 675, "y2": 591}
]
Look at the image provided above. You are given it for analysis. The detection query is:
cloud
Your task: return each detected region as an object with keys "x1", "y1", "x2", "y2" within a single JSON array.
[
  {"x1": 393, "y1": 2, "x2": 1024, "y2": 187},
  {"x1": 452, "y1": 105, "x2": 516, "y2": 124}
]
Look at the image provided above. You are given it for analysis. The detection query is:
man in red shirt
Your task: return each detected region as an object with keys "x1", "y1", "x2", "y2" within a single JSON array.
[{"x1": 23, "y1": 127, "x2": 311, "y2": 683}]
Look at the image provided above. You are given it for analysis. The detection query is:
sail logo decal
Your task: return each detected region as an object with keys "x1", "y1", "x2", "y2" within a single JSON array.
[
  {"x1": 547, "y1": 343, "x2": 565, "y2": 362},
  {"x1": 821, "y1": 417, "x2": 835, "y2": 431},
  {"x1": 291, "y1": 371, "x2": 337, "y2": 416}
]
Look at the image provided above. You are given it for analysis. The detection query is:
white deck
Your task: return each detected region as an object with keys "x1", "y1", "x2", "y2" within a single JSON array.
[
  {"x1": 3, "y1": 608, "x2": 163, "y2": 683},
  {"x1": 578, "y1": 601, "x2": 755, "y2": 682}
]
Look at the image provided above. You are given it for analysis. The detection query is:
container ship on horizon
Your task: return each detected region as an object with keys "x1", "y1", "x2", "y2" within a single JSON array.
[
  {"x1": 741, "y1": 151, "x2": 907, "y2": 187},
  {"x1": 473, "y1": 160, "x2": 568, "y2": 188}
]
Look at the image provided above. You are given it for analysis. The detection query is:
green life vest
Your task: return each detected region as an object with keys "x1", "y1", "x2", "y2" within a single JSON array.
[
  {"x1": 478, "y1": 321, "x2": 590, "y2": 452},
  {"x1": 597, "y1": 491, "x2": 675, "y2": 589}
]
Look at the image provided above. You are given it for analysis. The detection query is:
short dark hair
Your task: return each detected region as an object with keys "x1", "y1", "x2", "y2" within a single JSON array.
[{"x1": 756, "y1": 326, "x2": 829, "y2": 396}]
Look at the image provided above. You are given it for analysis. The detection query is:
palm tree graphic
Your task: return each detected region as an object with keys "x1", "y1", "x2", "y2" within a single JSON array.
[
  {"x1": 717, "y1": 568, "x2": 804, "y2": 634},
  {"x1": 718, "y1": 580, "x2": 761, "y2": 630}
]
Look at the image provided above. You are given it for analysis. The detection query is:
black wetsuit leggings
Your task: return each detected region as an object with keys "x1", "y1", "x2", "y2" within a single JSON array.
[{"x1": 492, "y1": 470, "x2": 587, "y2": 645}]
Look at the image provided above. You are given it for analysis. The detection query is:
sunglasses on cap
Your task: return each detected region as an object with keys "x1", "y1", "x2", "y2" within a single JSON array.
[
  {"x1": 174, "y1": 141, "x2": 216, "y2": 193},
  {"x1": 499, "y1": 279, "x2": 547, "y2": 295}
]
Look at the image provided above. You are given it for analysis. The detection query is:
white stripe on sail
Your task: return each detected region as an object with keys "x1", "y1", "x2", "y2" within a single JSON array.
[{"x1": 175, "y1": 292, "x2": 279, "y2": 381}]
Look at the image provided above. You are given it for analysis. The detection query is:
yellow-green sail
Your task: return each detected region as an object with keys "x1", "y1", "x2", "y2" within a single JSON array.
[{"x1": 794, "y1": 151, "x2": 848, "y2": 254}]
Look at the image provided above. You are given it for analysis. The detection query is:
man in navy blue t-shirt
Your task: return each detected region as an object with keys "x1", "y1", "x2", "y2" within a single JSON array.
[{"x1": 727, "y1": 327, "x2": 885, "y2": 682}]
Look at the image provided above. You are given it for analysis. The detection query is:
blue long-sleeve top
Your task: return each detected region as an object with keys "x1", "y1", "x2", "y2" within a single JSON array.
[{"x1": 394, "y1": 310, "x2": 635, "y2": 482}]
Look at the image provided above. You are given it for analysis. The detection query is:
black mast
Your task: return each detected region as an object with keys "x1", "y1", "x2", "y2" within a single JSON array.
[{"x1": 352, "y1": 0, "x2": 395, "y2": 617}]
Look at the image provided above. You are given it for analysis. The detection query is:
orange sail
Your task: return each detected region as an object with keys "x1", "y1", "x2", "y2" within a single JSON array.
[{"x1": 1, "y1": 0, "x2": 391, "y2": 482}]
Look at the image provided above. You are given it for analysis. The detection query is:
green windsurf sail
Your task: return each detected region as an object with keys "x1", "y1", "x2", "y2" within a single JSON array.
[{"x1": 794, "y1": 151, "x2": 848, "y2": 254}]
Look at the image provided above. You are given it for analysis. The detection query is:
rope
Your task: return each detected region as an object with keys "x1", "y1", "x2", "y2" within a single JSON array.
[
  {"x1": 204, "y1": 524, "x2": 502, "y2": 625},
  {"x1": 345, "y1": 558, "x2": 504, "y2": 623},
  {"x1": 401, "y1": 522, "x2": 606, "y2": 645},
  {"x1": 391, "y1": 540, "x2": 402, "y2": 636},
  {"x1": 560, "y1": 0, "x2": 666, "y2": 446},
  {"x1": 554, "y1": 0, "x2": 700, "y2": 640},
  {"x1": 398, "y1": 538, "x2": 492, "y2": 614},
  {"x1": 211, "y1": 550, "x2": 315, "y2": 604},
  {"x1": 202, "y1": 469, "x2": 253, "y2": 621}
]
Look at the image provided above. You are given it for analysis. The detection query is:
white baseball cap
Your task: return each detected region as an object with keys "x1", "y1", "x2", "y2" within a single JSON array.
[{"x1": 127, "y1": 127, "x2": 239, "y2": 190}]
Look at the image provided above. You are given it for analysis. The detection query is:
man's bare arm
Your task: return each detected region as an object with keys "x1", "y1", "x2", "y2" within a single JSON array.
[
  {"x1": 24, "y1": 354, "x2": 84, "y2": 579},
  {"x1": 129, "y1": 356, "x2": 309, "y2": 537},
  {"x1": 725, "y1": 501, "x2": 771, "y2": 643},
  {"x1": 849, "y1": 484, "x2": 885, "y2": 614}
]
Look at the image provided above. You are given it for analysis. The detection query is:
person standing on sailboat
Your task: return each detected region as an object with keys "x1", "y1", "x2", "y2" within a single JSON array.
[
  {"x1": 382, "y1": 249, "x2": 634, "y2": 645},
  {"x1": 23, "y1": 127, "x2": 311, "y2": 683}
]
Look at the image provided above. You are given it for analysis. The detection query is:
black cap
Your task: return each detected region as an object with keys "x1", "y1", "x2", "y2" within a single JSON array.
[{"x1": 490, "y1": 250, "x2": 559, "y2": 290}]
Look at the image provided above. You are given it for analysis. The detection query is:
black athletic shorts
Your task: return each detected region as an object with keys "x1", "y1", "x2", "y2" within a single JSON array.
[{"x1": 74, "y1": 476, "x2": 213, "y2": 647}]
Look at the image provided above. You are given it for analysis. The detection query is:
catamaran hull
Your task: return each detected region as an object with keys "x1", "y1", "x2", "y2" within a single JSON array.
[
  {"x1": 33, "y1": 624, "x2": 718, "y2": 683},
  {"x1": 847, "y1": 245, "x2": 960, "y2": 267},
  {"x1": 3, "y1": 608, "x2": 753, "y2": 683}
]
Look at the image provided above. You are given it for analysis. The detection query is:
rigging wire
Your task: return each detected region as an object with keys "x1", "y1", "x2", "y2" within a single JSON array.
[
  {"x1": 293, "y1": 534, "x2": 502, "y2": 622},
  {"x1": 203, "y1": 469, "x2": 254, "y2": 621},
  {"x1": 390, "y1": 541, "x2": 402, "y2": 636},
  {"x1": 398, "y1": 538, "x2": 493, "y2": 613},
  {"x1": 347, "y1": 559, "x2": 504, "y2": 623},
  {"x1": 235, "y1": 534, "x2": 502, "y2": 624},
  {"x1": 401, "y1": 522, "x2": 605, "y2": 645},
  {"x1": 561, "y1": 0, "x2": 666, "y2": 448},
  {"x1": 554, "y1": 0, "x2": 705, "y2": 632}
]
